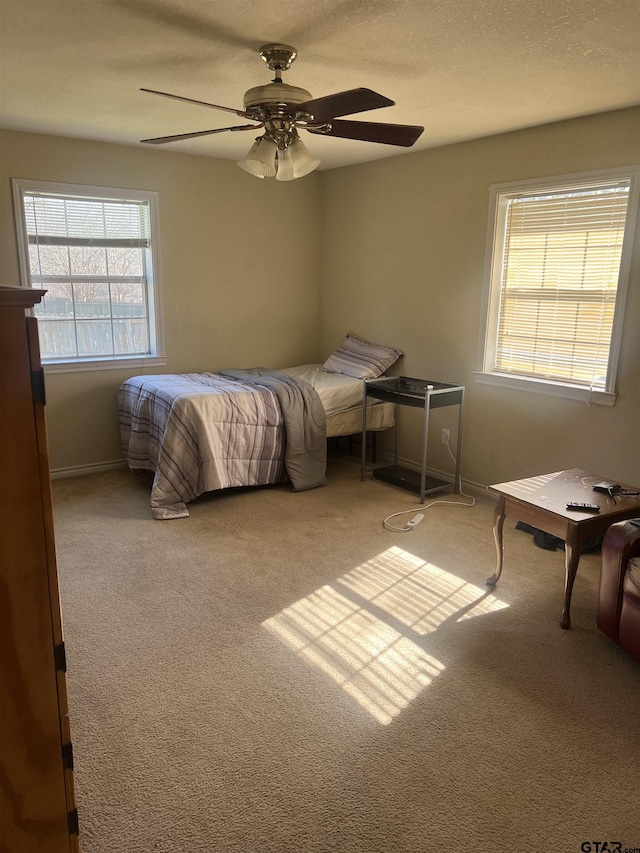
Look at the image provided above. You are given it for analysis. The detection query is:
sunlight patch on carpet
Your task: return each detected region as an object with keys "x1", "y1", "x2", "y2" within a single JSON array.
[
  {"x1": 263, "y1": 548, "x2": 507, "y2": 725},
  {"x1": 337, "y1": 546, "x2": 508, "y2": 634},
  {"x1": 263, "y1": 584, "x2": 443, "y2": 725}
]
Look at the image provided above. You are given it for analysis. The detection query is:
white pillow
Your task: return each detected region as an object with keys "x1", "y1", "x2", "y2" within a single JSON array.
[{"x1": 322, "y1": 333, "x2": 402, "y2": 380}]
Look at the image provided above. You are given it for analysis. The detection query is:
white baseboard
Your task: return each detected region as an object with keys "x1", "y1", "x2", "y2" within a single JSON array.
[
  {"x1": 50, "y1": 459, "x2": 127, "y2": 480},
  {"x1": 50, "y1": 452, "x2": 495, "y2": 500}
]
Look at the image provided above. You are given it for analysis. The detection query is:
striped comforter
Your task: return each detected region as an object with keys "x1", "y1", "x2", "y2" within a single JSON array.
[{"x1": 118, "y1": 371, "x2": 326, "y2": 520}]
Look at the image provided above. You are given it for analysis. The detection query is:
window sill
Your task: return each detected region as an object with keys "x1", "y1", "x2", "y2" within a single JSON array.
[
  {"x1": 43, "y1": 355, "x2": 168, "y2": 375},
  {"x1": 473, "y1": 371, "x2": 616, "y2": 407}
]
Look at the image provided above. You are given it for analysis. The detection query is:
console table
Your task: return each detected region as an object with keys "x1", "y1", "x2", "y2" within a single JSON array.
[{"x1": 361, "y1": 376, "x2": 465, "y2": 503}]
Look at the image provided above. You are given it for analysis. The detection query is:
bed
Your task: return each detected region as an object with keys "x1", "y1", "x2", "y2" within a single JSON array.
[{"x1": 119, "y1": 335, "x2": 401, "y2": 520}]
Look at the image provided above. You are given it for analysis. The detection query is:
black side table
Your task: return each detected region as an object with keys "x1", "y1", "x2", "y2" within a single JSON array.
[{"x1": 361, "y1": 376, "x2": 465, "y2": 503}]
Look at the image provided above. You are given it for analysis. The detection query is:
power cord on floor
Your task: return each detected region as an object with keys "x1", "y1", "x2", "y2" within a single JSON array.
[{"x1": 382, "y1": 438, "x2": 475, "y2": 531}]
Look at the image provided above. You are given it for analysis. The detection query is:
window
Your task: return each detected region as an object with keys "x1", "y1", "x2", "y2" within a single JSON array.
[
  {"x1": 476, "y1": 167, "x2": 639, "y2": 405},
  {"x1": 12, "y1": 179, "x2": 166, "y2": 372}
]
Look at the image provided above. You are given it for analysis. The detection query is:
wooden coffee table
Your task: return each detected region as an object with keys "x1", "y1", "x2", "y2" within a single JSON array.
[{"x1": 488, "y1": 469, "x2": 640, "y2": 629}]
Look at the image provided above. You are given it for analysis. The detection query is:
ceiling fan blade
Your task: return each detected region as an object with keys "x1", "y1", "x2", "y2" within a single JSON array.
[
  {"x1": 141, "y1": 88, "x2": 248, "y2": 118},
  {"x1": 307, "y1": 119, "x2": 424, "y2": 147},
  {"x1": 141, "y1": 125, "x2": 259, "y2": 145},
  {"x1": 295, "y1": 88, "x2": 394, "y2": 122}
]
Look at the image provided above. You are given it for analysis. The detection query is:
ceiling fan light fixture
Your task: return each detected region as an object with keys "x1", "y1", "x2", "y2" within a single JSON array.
[
  {"x1": 237, "y1": 137, "x2": 277, "y2": 178},
  {"x1": 274, "y1": 146, "x2": 296, "y2": 182},
  {"x1": 287, "y1": 137, "x2": 321, "y2": 178},
  {"x1": 239, "y1": 134, "x2": 321, "y2": 181},
  {"x1": 274, "y1": 137, "x2": 321, "y2": 181}
]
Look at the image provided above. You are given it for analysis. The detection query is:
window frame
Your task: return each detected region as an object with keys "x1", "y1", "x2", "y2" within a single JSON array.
[
  {"x1": 12, "y1": 178, "x2": 167, "y2": 374},
  {"x1": 475, "y1": 166, "x2": 640, "y2": 406}
]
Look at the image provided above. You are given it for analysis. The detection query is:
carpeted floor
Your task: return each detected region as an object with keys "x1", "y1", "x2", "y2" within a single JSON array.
[{"x1": 52, "y1": 454, "x2": 640, "y2": 853}]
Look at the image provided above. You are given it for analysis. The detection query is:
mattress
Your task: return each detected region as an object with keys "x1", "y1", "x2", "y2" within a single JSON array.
[
  {"x1": 280, "y1": 363, "x2": 395, "y2": 437},
  {"x1": 326, "y1": 401, "x2": 395, "y2": 437}
]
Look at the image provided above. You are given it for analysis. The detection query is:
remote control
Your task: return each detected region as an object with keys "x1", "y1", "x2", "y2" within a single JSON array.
[{"x1": 566, "y1": 502, "x2": 600, "y2": 512}]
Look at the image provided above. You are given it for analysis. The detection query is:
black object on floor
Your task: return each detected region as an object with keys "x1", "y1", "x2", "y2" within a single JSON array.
[{"x1": 515, "y1": 521, "x2": 602, "y2": 553}]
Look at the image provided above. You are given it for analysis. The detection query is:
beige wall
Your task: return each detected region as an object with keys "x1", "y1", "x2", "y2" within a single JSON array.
[
  {"x1": 320, "y1": 107, "x2": 640, "y2": 487},
  {"x1": 2, "y1": 109, "x2": 639, "y2": 486},
  {"x1": 0, "y1": 130, "x2": 323, "y2": 470}
]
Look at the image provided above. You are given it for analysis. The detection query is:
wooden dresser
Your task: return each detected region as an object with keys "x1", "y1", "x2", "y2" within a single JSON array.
[{"x1": 0, "y1": 287, "x2": 80, "y2": 852}]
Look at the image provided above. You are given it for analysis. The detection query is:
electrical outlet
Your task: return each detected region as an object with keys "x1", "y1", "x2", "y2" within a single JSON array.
[{"x1": 441, "y1": 428, "x2": 450, "y2": 444}]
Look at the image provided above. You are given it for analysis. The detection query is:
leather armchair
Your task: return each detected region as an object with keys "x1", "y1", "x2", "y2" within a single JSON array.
[{"x1": 597, "y1": 519, "x2": 640, "y2": 661}]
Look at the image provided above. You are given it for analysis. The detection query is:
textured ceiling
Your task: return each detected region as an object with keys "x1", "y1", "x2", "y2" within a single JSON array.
[{"x1": 1, "y1": 0, "x2": 639, "y2": 171}]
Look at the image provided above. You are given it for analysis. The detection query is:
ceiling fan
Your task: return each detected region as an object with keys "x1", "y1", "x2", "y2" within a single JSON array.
[{"x1": 140, "y1": 43, "x2": 424, "y2": 180}]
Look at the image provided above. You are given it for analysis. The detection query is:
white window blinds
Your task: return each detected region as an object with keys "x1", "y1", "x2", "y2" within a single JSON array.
[
  {"x1": 20, "y1": 190, "x2": 153, "y2": 361},
  {"x1": 24, "y1": 193, "x2": 150, "y2": 247},
  {"x1": 493, "y1": 179, "x2": 631, "y2": 389}
]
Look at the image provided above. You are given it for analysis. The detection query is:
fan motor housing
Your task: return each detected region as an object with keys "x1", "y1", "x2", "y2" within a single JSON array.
[{"x1": 243, "y1": 83, "x2": 312, "y2": 111}]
